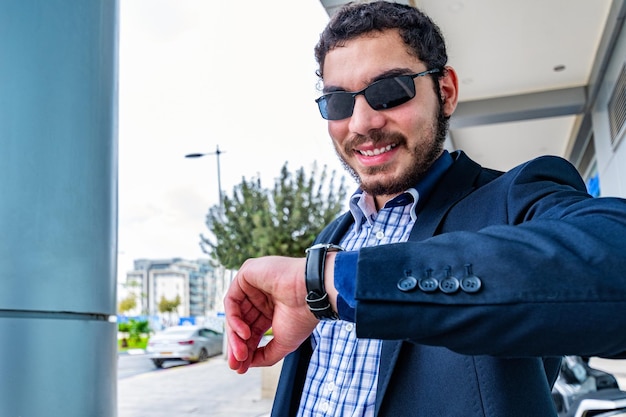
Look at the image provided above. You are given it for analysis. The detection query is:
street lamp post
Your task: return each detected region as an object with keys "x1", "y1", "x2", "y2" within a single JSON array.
[
  {"x1": 184, "y1": 144, "x2": 229, "y2": 356},
  {"x1": 185, "y1": 145, "x2": 224, "y2": 207}
]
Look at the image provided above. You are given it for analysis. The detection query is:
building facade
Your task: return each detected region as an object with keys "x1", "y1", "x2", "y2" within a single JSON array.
[{"x1": 120, "y1": 258, "x2": 220, "y2": 321}]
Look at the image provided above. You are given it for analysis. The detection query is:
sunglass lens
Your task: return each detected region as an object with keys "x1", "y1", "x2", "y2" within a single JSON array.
[
  {"x1": 317, "y1": 97, "x2": 330, "y2": 120},
  {"x1": 366, "y1": 75, "x2": 416, "y2": 110},
  {"x1": 318, "y1": 92, "x2": 355, "y2": 120},
  {"x1": 316, "y1": 74, "x2": 419, "y2": 120}
]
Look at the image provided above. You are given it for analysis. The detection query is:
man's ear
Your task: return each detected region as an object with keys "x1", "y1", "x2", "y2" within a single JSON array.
[{"x1": 439, "y1": 66, "x2": 459, "y2": 117}]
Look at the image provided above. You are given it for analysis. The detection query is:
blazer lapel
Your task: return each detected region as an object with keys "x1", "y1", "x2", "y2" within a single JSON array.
[
  {"x1": 317, "y1": 211, "x2": 354, "y2": 244},
  {"x1": 409, "y1": 151, "x2": 483, "y2": 241}
]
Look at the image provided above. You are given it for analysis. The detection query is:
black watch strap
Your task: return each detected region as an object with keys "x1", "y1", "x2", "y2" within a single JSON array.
[{"x1": 305, "y1": 243, "x2": 343, "y2": 320}]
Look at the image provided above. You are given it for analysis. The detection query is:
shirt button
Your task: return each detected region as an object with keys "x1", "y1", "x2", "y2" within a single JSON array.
[
  {"x1": 327, "y1": 381, "x2": 335, "y2": 392},
  {"x1": 320, "y1": 402, "x2": 330, "y2": 412},
  {"x1": 375, "y1": 231, "x2": 385, "y2": 240},
  {"x1": 344, "y1": 323, "x2": 354, "y2": 332}
]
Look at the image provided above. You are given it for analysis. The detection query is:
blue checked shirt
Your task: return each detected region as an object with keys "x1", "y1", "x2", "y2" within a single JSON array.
[
  {"x1": 297, "y1": 151, "x2": 453, "y2": 417},
  {"x1": 297, "y1": 190, "x2": 419, "y2": 417}
]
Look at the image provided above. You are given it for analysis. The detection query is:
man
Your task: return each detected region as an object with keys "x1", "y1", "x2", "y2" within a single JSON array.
[{"x1": 224, "y1": 2, "x2": 626, "y2": 416}]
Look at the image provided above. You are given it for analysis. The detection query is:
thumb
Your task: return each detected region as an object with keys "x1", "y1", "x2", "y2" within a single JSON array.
[{"x1": 250, "y1": 337, "x2": 295, "y2": 368}]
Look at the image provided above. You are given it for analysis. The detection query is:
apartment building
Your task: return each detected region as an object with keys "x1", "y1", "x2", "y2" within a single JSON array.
[{"x1": 122, "y1": 258, "x2": 218, "y2": 320}]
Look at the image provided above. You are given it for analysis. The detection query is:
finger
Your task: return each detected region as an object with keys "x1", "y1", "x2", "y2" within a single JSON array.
[
  {"x1": 227, "y1": 341, "x2": 247, "y2": 372},
  {"x1": 224, "y1": 299, "x2": 258, "y2": 342},
  {"x1": 226, "y1": 315, "x2": 252, "y2": 341},
  {"x1": 227, "y1": 345, "x2": 242, "y2": 371},
  {"x1": 226, "y1": 327, "x2": 257, "y2": 374},
  {"x1": 225, "y1": 309, "x2": 269, "y2": 362},
  {"x1": 230, "y1": 342, "x2": 256, "y2": 374},
  {"x1": 227, "y1": 325, "x2": 252, "y2": 363},
  {"x1": 224, "y1": 288, "x2": 267, "y2": 341},
  {"x1": 249, "y1": 338, "x2": 291, "y2": 368}
]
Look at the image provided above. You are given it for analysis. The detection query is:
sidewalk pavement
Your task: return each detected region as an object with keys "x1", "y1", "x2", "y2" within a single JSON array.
[
  {"x1": 117, "y1": 354, "x2": 626, "y2": 417},
  {"x1": 118, "y1": 355, "x2": 275, "y2": 417}
]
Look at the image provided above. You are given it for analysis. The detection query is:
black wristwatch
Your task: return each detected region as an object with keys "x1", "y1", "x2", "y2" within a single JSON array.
[{"x1": 305, "y1": 243, "x2": 343, "y2": 320}]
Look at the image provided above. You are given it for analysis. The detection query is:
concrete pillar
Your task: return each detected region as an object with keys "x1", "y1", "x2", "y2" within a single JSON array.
[{"x1": 0, "y1": 1, "x2": 118, "y2": 416}]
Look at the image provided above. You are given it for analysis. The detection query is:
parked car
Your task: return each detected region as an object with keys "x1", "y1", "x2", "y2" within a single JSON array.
[{"x1": 146, "y1": 325, "x2": 223, "y2": 368}]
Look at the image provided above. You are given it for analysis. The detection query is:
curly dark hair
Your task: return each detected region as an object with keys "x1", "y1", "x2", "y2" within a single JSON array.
[
  {"x1": 314, "y1": 1, "x2": 448, "y2": 79},
  {"x1": 314, "y1": 1, "x2": 450, "y2": 141}
]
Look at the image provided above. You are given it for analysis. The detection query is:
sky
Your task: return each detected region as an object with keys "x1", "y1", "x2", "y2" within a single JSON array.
[{"x1": 117, "y1": 0, "x2": 349, "y2": 282}]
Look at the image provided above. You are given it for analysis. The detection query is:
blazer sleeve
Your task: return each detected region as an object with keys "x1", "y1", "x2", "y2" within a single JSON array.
[{"x1": 352, "y1": 156, "x2": 626, "y2": 358}]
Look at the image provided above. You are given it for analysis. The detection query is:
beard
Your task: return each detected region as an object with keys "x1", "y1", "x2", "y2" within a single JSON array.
[{"x1": 335, "y1": 105, "x2": 449, "y2": 197}]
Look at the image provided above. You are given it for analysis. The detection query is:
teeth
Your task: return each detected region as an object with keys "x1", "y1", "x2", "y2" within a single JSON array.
[{"x1": 359, "y1": 144, "x2": 394, "y2": 156}]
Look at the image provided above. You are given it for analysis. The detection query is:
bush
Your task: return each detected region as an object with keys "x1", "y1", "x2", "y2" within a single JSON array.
[
  {"x1": 118, "y1": 336, "x2": 148, "y2": 350},
  {"x1": 118, "y1": 319, "x2": 150, "y2": 343}
]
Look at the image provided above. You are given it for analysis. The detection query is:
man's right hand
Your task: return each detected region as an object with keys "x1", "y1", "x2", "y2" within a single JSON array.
[{"x1": 224, "y1": 256, "x2": 320, "y2": 374}]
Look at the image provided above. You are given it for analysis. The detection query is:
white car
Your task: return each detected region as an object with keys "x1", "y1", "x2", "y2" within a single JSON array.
[{"x1": 146, "y1": 325, "x2": 223, "y2": 368}]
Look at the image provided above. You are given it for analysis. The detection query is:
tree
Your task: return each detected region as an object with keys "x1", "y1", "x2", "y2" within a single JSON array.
[
  {"x1": 121, "y1": 277, "x2": 147, "y2": 315},
  {"x1": 158, "y1": 295, "x2": 181, "y2": 315},
  {"x1": 118, "y1": 293, "x2": 137, "y2": 315},
  {"x1": 201, "y1": 162, "x2": 348, "y2": 269}
]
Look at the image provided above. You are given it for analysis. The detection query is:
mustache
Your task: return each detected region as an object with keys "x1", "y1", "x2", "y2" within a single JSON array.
[{"x1": 343, "y1": 130, "x2": 408, "y2": 152}]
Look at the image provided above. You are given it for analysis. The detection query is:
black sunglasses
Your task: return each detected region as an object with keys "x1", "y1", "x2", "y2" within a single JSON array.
[{"x1": 315, "y1": 68, "x2": 441, "y2": 121}]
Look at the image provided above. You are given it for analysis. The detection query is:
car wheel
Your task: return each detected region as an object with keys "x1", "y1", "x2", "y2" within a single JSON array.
[
  {"x1": 199, "y1": 348, "x2": 209, "y2": 362},
  {"x1": 152, "y1": 359, "x2": 164, "y2": 368}
]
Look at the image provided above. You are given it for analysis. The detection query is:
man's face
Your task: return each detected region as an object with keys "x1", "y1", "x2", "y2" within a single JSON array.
[{"x1": 321, "y1": 29, "x2": 458, "y2": 206}]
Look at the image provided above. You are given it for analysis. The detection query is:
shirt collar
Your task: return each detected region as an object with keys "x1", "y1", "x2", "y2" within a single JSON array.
[
  {"x1": 348, "y1": 188, "x2": 418, "y2": 229},
  {"x1": 348, "y1": 150, "x2": 453, "y2": 229}
]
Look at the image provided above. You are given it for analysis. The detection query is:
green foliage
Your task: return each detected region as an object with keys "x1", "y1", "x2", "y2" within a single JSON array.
[
  {"x1": 118, "y1": 319, "x2": 151, "y2": 343},
  {"x1": 158, "y1": 295, "x2": 181, "y2": 314},
  {"x1": 201, "y1": 162, "x2": 348, "y2": 269},
  {"x1": 118, "y1": 322, "x2": 131, "y2": 334},
  {"x1": 118, "y1": 293, "x2": 137, "y2": 314},
  {"x1": 118, "y1": 336, "x2": 148, "y2": 350}
]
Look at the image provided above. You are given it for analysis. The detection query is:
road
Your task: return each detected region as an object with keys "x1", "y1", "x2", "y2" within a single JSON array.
[
  {"x1": 117, "y1": 353, "x2": 155, "y2": 379},
  {"x1": 117, "y1": 353, "x2": 190, "y2": 379}
]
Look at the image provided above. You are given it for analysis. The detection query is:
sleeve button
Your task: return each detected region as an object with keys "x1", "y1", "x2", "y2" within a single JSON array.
[
  {"x1": 419, "y1": 277, "x2": 439, "y2": 292},
  {"x1": 439, "y1": 277, "x2": 460, "y2": 294},
  {"x1": 461, "y1": 264, "x2": 482, "y2": 293},
  {"x1": 461, "y1": 276, "x2": 482, "y2": 293},
  {"x1": 397, "y1": 276, "x2": 418, "y2": 292}
]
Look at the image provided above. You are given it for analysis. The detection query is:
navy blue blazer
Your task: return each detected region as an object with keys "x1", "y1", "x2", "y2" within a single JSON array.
[{"x1": 271, "y1": 151, "x2": 626, "y2": 417}]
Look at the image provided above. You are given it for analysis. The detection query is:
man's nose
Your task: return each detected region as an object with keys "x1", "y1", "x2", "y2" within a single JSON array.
[{"x1": 348, "y1": 95, "x2": 386, "y2": 136}]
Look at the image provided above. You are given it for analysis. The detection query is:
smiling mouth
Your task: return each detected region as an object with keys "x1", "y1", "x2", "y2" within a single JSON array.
[{"x1": 357, "y1": 143, "x2": 397, "y2": 157}]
